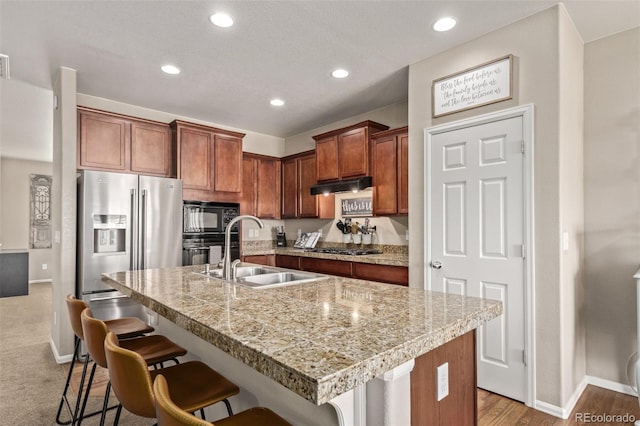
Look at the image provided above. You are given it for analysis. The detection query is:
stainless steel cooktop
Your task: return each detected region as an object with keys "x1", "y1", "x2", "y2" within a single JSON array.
[{"x1": 307, "y1": 247, "x2": 382, "y2": 256}]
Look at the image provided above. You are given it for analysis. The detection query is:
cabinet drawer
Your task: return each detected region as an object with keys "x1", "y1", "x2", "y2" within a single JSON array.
[
  {"x1": 275, "y1": 255, "x2": 301, "y2": 270},
  {"x1": 353, "y1": 263, "x2": 408, "y2": 286},
  {"x1": 242, "y1": 255, "x2": 275, "y2": 266},
  {"x1": 300, "y1": 257, "x2": 352, "y2": 277}
]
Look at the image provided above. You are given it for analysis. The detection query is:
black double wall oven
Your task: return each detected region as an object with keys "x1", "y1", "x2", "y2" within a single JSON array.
[{"x1": 182, "y1": 201, "x2": 240, "y2": 266}]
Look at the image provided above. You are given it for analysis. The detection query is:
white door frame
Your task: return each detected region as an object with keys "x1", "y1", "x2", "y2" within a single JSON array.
[{"x1": 423, "y1": 104, "x2": 535, "y2": 407}]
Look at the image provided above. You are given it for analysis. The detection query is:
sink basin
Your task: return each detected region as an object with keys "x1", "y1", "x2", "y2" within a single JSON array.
[
  {"x1": 238, "y1": 271, "x2": 327, "y2": 289},
  {"x1": 194, "y1": 264, "x2": 326, "y2": 288},
  {"x1": 195, "y1": 266, "x2": 280, "y2": 279}
]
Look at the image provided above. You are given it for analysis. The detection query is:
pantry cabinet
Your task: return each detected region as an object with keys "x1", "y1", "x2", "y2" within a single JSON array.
[
  {"x1": 171, "y1": 120, "x2": 244, "y2": 202},
  {"x1": 371, "y1": 126, "x2": 408, "y2": 216},
  {"x1": 313, "y1": 120, "x2": 389, "y2": 182},
  {"x1": 281, "y1": 151, "x2": 334, "y2": 219},
  {"x1": 77, "y1": 107, "x2": 172, "y2": 177},
  {"x1": 241, "y1": 153, "x2": 281, "y2": 219}
]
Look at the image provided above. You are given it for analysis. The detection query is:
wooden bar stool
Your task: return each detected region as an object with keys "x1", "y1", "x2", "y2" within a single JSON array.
[
  {"x1": 104, "y1": 331, "x2": 240, "y2": 425},
  {"x1": 78, "y1": 308, "x2": 188, "y2": 425},
  {"x1": 55, "y1": 294, "x2": 155, "y2": 425},
  {"x1": 153, "y1": 374, "x2": 292, "y2": 426}
]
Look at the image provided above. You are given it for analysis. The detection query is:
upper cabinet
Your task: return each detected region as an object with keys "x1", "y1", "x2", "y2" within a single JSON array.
[
  {"x1": 171, "y1": 120, "x2": 244, "y2": 202},
  {"x1": 241, "y1": 153, "x2": 281, "y2": 219},
  {"x1": 371, "y1": 126, "x2": 409, "y2": 216},
  {"x1": 77, "y1": 107, "x2": 173, "y2": 177},
  {"x1": 313, "y1": 121, "x2": 389, "y2": 182},
  {"x1": 281, "y1": 151, "x2": 334, "y2": 219}
]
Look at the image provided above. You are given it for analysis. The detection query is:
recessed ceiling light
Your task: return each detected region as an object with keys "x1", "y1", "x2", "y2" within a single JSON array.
[
  {"x1": 270, "y1": 99, "x2": 285, "y2": 107},
  {"x1": 331, "y1": 69, "x2": 349, "y2": 79},
  {"x1": 210, "y1": 13, "x2": 234, "y2": 28},
  {"x1": 433, "y1": 17, "x2": 457, "y2": 32},
  {"x1": 161, "y1": 64, "x2": 180, "y2": 75}
]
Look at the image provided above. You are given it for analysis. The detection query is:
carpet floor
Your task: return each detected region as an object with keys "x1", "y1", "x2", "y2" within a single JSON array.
[{"x1": 0, "y1": 282, "x2": 153, "y2": 425}]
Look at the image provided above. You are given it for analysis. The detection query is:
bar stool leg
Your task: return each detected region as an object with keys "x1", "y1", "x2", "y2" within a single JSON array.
[
  {"x1": 55, "y1": 338, "x2": 81, "y2": 425},
  {"x1": 76, "y1": 362, "x2": 97, "y2": 425}
]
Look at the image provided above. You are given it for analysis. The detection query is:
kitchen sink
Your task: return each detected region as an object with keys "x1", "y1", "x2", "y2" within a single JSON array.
[
  {"x1": 195, "y1": 266, "x2": 280, "y2": 279},
  {"x1": 193, "y1": 263, "x2": 327, "y2": 289},
  {"x1": 238, "y1": 271, "x2": 327, "y2": 289}
]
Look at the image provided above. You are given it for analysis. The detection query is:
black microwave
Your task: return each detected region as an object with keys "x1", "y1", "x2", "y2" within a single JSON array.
[{"x1": 183, "y1": 201, "x2": 239, "y2": 235}]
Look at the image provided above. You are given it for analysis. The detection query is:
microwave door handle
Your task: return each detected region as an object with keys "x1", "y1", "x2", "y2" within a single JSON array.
[{"x1": 130, "y1": 188, "x2": 137, "y2": 270}]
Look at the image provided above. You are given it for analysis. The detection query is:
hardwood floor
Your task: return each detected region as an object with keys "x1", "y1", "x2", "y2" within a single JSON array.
[{"x1": 479, "y1": 385, "x2": 640, "y2": 425}]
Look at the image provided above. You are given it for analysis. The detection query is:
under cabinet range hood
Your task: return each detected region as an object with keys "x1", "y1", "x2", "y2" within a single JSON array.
[{"x1": 310, "y1": 176, "x2": 372, "y2": 195}]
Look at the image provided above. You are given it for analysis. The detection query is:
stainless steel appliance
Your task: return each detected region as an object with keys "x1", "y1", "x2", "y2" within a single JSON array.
[
  {"x1": 182, "y1": 201, "x2": 240, "y2": 266},
  {"x1": 77, "y1": 170, "x2": 183, "y2": 321}
]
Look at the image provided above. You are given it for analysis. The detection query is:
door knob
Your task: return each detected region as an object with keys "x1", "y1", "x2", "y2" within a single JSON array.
[{"x1": 430, "y1": 260, "x2": 442, "y2": 269}]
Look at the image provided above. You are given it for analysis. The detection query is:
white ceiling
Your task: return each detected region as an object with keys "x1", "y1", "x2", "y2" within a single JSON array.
[{"x1": 1, "y1": 0, "x2": 639, "y2": 162}]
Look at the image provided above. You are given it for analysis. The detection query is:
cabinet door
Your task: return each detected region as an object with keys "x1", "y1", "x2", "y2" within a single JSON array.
[
  {"x1": 214, "y1": 134, "x2": 242, "y2": 193},
  {"x1": 240, "y1": 156, "x2": 256, "y2": 215},
  {"x1": 281, "y1": 158, "x2": 298, "y2": 218},
  {"x1": 338, "y1": 127, "x2": 368, "y2": 179},
  {"x1": 130, "y1": 121, "x2": 172, "y2": 176},
  {"x1": 315, "y1": 135, "x2": 339, "y2": 181},
  {"x1": 242, "y1": 255, "x2": 275, "y2": 266},
  {"x1": 298, "y1": 154, "x2": 319, "y2": 218},
  {"x1": 256, "y1": 159, "x2": 281, "y2": 219},
  {"x1": 397, "y1": 133, "x2": 409, "y2": 214},
  {"x1": 79, "y1": 111, "x2": 129, "y2": 171},
  {"x1": 372, "y1": 135, "x2": 398, "y2": 215},
  {"x1": 177, "y1": 127, "x2": 212, "y2": 191},
  {"x1": 352, "y1": 263, "x2": 408, "y2": 286},
  {"x1": 275, "y1": 255, "x2": 301, "y2": 270},
  {"x1": 300, "y1": 257, "x2": 352, "y2": 277}
]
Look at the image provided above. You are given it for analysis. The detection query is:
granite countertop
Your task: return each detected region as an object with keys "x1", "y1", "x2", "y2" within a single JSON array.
[
  {"x1": 102, "y1": 265, "x2": 501, "y2": 405},
  {"x1": 243, "y1": 245, "x2": 409, "y2": 267}
]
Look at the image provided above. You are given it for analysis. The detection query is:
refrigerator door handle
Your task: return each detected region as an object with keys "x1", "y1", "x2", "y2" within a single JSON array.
[
  {"x1": 130, "y1": 188, "x2": 138, "y2": 270},
  {"x1": 141, "y1": 188, "x2": 148, "y2": 270}
]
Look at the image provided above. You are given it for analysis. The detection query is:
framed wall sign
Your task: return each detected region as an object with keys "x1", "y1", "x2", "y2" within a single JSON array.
[
  {"x1": 341, "y1": 197, "x2": 372, "y2": 217},
  {"x1": 432, "y1": 54, "x2": 513, "y2": 118}
]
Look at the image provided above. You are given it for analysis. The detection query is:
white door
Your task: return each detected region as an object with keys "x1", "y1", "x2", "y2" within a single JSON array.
[{"x1": 427, "y1": 115, "x2": 526, "y2": 402}]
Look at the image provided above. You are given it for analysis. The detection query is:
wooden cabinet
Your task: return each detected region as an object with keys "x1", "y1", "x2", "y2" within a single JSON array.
[
  {"x1": 352, "y1": 262, "x2": 408, "y2": 286},
  {"x1": 281, "y1": 151, "x2": 335, "y2": 219},
  {"x1": 275, "y1": 255, "x2": 301, "y2": 270},
  {"x1": 313, "y1": 121, "x2": 389, "y2": 182},
  {"x1": 78, "y1": 107, "x2": 172, "y2": 177},
  {"x1": 171, "y1": 120, "x2": 244, "y2": 202},
  {"x1": 411, "y1": 331, "x2": 477, "y2": 425},
  {"x1": 300, "y1": 257, "x2": 353, "y2": 278},
  {"x1": 276, "y1": 254, "x2": 409, "y2": 286},
  {"x1": 241, "y1": 153, "x2": 281, "y2": 219},
  {"x1": 372, "y1": 127, "x2": 409, "y2": 216},
  {"x1": 242, "y1": 255, "x2": 276, "y2": 266}
]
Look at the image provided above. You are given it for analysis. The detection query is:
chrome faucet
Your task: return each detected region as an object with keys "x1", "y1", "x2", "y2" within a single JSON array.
[{"x1": 222, "y1": 214, "x2": 264, "y2": 280}]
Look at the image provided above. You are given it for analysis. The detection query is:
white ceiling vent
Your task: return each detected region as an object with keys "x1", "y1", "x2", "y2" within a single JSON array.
[{"x1": 0, "y1": 54, "x2": 10, "y2": 80}]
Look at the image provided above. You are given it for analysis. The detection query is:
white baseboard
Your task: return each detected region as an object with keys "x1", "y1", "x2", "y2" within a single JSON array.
[
  {"x1": 587, "y1": 375, "x2": 637, "y2": 397},
  {"x1": 29, "y1": 279, "x2": 52, "y2": 284},
  {"x1": 49, "y1": 338, "x2": 73, "y2": 364},
  {"x1": 534, "y1": 376, "x2": 588, "y2": 419},
  {"x1": 534, "y1": 375, "x2": 637, "y2": 420}
]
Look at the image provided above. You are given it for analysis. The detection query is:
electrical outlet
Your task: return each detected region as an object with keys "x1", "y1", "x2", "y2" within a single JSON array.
[
  {"x1": 254, "y1": 229, "x2": 259, "y2": 238},
  {"x1": 437, "y1": 362, "x2": 449, "y2": 401},
  {"x1": 42, "y1": 263, "x2": 48, "y2": 270}
]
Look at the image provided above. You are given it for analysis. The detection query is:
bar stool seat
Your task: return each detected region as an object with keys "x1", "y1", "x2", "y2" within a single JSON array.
[
  {"x1": 56, "y1": 294, "x2": 155, "y2": 425},
  {"x1": 79, "y1": 308, "x2": 188, "y2": 424},
  {"x1": 153, "y1": 374, "x2": 291, "y2": 426},
  {"x1": 104, "y1": 331, "x2": 240, "y2": 424}
]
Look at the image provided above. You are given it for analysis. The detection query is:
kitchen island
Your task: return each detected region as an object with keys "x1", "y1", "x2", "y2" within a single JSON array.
[{"x1": 103, "y1": 264, "x2": 501, "y2": 425}]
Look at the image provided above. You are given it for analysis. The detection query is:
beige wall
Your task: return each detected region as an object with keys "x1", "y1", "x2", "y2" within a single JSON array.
[
  {"x1": 408, "y1": 5, "x2": 586, "y2": 407},
  {"x1": 584, "y1": 28, "x2": 640, "y2": 385},
  {"x1": 0, "y1": 157, "x2": 53, "y2": 281},
  {"x1": 558, "y1": 8, "x2": 586, "y2": 403}
]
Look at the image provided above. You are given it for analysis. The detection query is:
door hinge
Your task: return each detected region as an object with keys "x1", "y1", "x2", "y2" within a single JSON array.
[
  {"x1": 521, "y1": 244, "x2": 526, "y2": 259},
  {"x1": 522, "y1": 350, "x2": 527, "y2": 366},
  {"x1": 521, "y1": 140, "x2": 525, "y2": 154}
]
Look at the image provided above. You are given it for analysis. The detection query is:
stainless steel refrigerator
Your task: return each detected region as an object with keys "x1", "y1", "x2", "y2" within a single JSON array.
[{"x1": 77, "y1": 170, "x2": 182, "y2": 321}]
